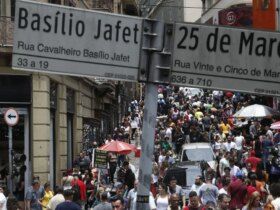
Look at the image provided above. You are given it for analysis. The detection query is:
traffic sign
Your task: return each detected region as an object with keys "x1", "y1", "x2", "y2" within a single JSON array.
[
  {"x1": 12, "y1": 0, "x2": 143, "y2": 81},
  {"x1": 4, "y1": 108, "x2": 19, "y2": 126},
  {"x1": 171, "y1": 23, "x2": 280, "y2": 96}
]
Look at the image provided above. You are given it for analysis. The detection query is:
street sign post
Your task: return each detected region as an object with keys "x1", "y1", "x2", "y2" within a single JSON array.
[
  {"x1": 4, "y1": 108, "x2": 19, "y2": 193},
  {"x1": 12, "y1": 0, "x2": 143, "y2": 81},
  {"x1": 171, "y1": 23, "x2": 280, "y2": 96}
]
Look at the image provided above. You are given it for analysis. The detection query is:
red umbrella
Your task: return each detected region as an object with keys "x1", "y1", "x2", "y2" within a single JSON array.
[
  {"x1": 225, "y1": 91, "x2": 233, "y2": 98},
  {"x1": 98, "y1": 140, "x2": 136, "y2": 155},
  {"x1": 270, "y1": 121, "x2": 280, "y2": 130}
]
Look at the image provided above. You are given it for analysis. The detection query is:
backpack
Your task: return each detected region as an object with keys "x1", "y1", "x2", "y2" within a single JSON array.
[{"x1": 71, "y1": 182, "x2": 81, "y2": 202}]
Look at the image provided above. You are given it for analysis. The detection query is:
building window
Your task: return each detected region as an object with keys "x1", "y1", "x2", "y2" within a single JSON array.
[
  {"x1": 64, "y1": 0, "x2": 76, "y2": 7},
  {"x1": 67, "y1": 88, "x2": 75, "y2": 114},
  {"x1": 67, "y1": 113, "x2": 73, "y2": 168},
  {"x1": 83, "y1": 118, "x2": 101, "y2": 148},
  {"x1": 66, "y1": 88, "x2": 75, "y2": 168},
  {"x1": 50, "y1": 81, "x2": 57, "y2": 188},
  {"x1": 49, "y1": 0, "x2": 61, "y2": 4},
  {"x1": 50, "y1": 82, "x2": 57, "y2": 109},
  {"x1": 11, "y1": 0, "x2": 15, "y2": 17}
]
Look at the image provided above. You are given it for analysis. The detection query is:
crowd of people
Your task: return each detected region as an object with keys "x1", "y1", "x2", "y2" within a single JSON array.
[{"x1": 1, "y1": 85, "x2": 280, "y2": 210}]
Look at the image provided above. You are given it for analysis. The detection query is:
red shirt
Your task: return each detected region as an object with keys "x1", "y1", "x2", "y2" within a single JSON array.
[
  {"x1": 245, "y1": 157, "x2": 261, "y2": 172},
  {"x1": 71, "y1": 179, "x2": 87, "y2": 201},
  {"x1": 228, "y1": 179, "x2": 247, "y2": 210}
]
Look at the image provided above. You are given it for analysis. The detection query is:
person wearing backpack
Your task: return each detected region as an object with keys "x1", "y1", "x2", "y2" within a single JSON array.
[{"x1": 71, "y1": 174, "x2": 86, "y2": 209}]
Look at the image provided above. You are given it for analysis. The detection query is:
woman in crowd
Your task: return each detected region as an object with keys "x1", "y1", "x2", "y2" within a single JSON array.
[
  {"x1": 155, "y1": 183, "x2": 169, "y2": 210},
  {"x1": 41, "y1": 183, "x2": 53, "y2": 210},
  {"x1": 242, "y1": 191, "x2": 263, "y2": 210}
]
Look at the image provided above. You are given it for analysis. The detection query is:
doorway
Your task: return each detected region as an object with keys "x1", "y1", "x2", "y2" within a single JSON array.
[{"x1": 0, "y1": 108, "x2": 30, "y2": 198}]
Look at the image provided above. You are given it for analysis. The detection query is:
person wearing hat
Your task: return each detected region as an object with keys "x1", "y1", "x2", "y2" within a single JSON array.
[{"x1": 55, "y1": 189, "x2": 80, "y2": 210}]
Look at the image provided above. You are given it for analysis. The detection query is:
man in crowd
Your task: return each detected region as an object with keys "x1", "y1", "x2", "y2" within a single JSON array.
[
  {"x1": 168, "y1": 177, "x2": 186, "y2": 207},
  {"x1": 93, "y1": 192, "x2": 112, "y2": 210},
  {"x1": 47, "y1": 186, "x2": 65, "y2": 210},
  {"x1": 198, "y1": 175, "x2": 219, "y2": 206},
  {"x1": 228, "y1": 171, "x2": 247, "y2": 210},
  {"x1": 216, "y1": 193, "x2": 230, "y2": 210},
  {"x1": 127, "y1": 180, "x2": 138, "y2": 210},
  {"x1": 190, "y1": 176, "x2": 205, "y2": 195},
  {"x1": 55, "y1": 189, "x2": 81, "y2": 210},
  {"x1": 71, "y1": 174, "x2": 86, "y2": 208},
  {"x1": 168, "y1": 194, "x2": 181, "y2": 210},
  {"x1": 25, "y1": 180, "x2": 42, "y2": 210},
  {"x1": 111, "y1": 196, "x2": 125, "y2": 210},
  {"x1": 183, "y1": 191, "x2": 203, "y2": 210}
]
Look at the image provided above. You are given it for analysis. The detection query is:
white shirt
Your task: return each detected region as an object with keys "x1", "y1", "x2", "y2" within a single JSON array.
[
  {"x1": 190, "y1": 183, "x2": 205, "y2": 194},
  {"x1": 234, "y1": 136, "x2": 244, "y2": 151},
  {"x1": 272, "y1": 197, "x2": 280, "y2": 210},
  {"x1": 158, "y1": 155, "x2": 166, "y2": 166},
  {"x1": 156, "y1": 195, "x2": 169, "y2": 210},
  {"x1": 218, "y1": 188, "x2": 228, "y2": 195},
  {"x1": 266, "y1": 130, "x2": 274, "y2": 140},
  {"x1": 223, "y1": 142, "x2": 237, "y2": 152},
  {"x1": 219, "y1": 158, "x2": 230, "y2": 176},
  {"x1": 230, "y1": 165, "x2": 240, "y2": 178},
  {"x1": 127, "y1": 188, "x2": 137, "y2": 210},
  {"x1": 47, "y1": 193, "x2": 65, "y2": 210},
  {"x1": 0, "y1": 192, "x2": 7, "y2": 210}
]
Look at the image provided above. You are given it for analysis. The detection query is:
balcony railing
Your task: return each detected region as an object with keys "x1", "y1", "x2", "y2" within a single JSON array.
[{"x1": 0, "y1": 16, "x2": 14, "y2": 47}]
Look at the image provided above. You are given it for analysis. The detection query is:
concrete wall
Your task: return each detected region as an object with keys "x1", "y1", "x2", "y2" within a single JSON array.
[
  {"x1": 30, "y1": 73, "x2": 109, "y2": 185},
  {"x1": 184, "y1": 0, "x2": 202, "y2": 23}
]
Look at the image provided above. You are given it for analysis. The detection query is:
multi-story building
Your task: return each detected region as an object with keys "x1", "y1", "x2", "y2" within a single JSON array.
[
  {"x1": 200, "y1": 0, "x2": 252, "y2": 26},
  {"x1": 0, "y1": 0, "x2": 138, "y2": 192}
]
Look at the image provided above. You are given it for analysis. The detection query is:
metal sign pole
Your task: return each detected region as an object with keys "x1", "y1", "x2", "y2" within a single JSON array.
[
  {"x1": 8, "y1": 126, "x2": 13, "y2": 192},
  {"x1": 136, "y1": 83, "x2": 158, "y2": 209}
]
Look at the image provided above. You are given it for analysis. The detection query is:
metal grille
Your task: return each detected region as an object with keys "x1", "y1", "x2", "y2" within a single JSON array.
[{"x1": 92, "y1": 0, "x2": 114, "y2": 12}]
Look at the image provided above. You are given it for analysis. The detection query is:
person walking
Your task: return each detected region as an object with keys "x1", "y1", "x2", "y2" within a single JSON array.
[
  {"x1": 228, "y1": 171, "x2": 247, "y2": 210},
  {"x1": 0, "y1": 186, "x2": 7, "y2": 210},
  {"x1": 216, "y1": 193, "x2": 231, "y2": 210},
  {"x1": 46, "y1": 187, "x2": 65, "y2": 210},
  {"x1": 183, "y1": 191, "x2": 203, "y2": 210},
  {"x1": 198, "y1": 175, "x2": 219, "y2": 206},
  {"x1": 25, "y1": 180, "x2": 43, "y2": 210},
  {"x1": 93, "y1": 192, "x2": 112, "y2": 210},
  {"x1": 156, "y1": 183, "x2": 169, "y2": 210},
  {"x1": 242, "y1": 191, "x2": 263, "y2": 210},
  {"x1": 41, "y1": 183, "x2": 54, "y2": 210},
  {"x1": 55, "y1": 189, "x2": 81, "y2": 210}
]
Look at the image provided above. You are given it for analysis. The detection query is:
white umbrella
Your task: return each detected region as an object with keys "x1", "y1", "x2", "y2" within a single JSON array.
[
  {"x1": 233, "y1": 104, "x2": 279, "y2": 118},
  {"x1": 271, "y1": 121, "x2": 280, "y2": 130}
]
